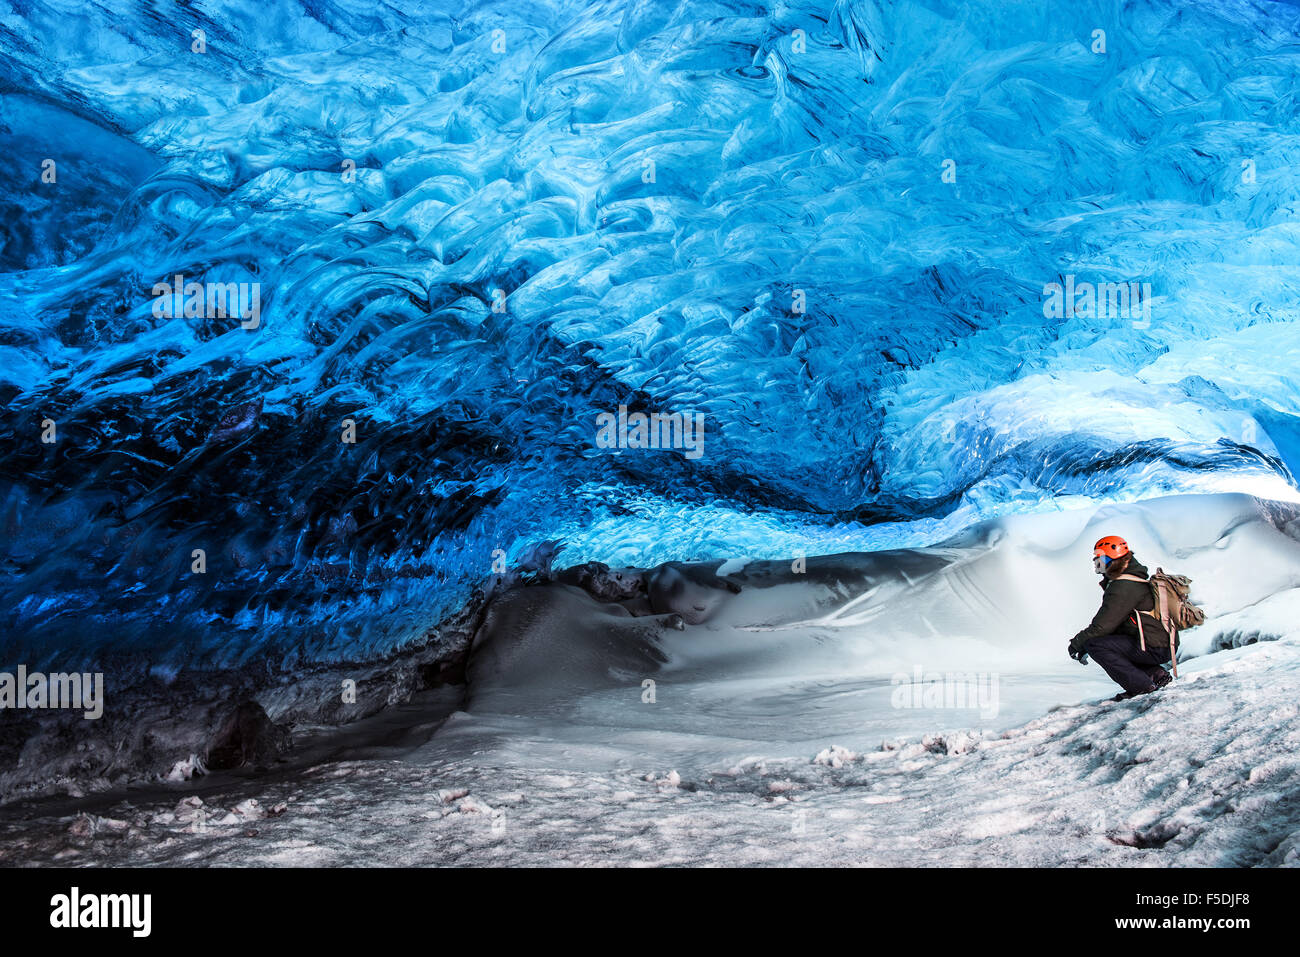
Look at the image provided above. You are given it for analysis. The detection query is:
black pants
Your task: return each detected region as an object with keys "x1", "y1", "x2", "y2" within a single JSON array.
[{"x1": 1086, "y1": 633, "x2": 1171, "y2": 695}]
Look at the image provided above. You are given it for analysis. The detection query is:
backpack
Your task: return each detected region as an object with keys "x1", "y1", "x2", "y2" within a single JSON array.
[{"x1": 1115, "y1": 568, "x2": 1205, "y2": 678}]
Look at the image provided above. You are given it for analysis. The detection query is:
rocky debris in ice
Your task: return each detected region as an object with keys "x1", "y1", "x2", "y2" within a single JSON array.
[
  {"x1": 173, "y1": 796, "x2": 204, "y2": 819},
  {"x1": 67, "y1": 813, "x2": 131, "y2": 840},
  {"x1": 457, "y1": 796, "x2": 493, "y2": 815},
  {"x1": 173, "y1": 796, "x2": 209, "y2": 832},
  {"x1": 725, "y1": 757, "x2": 768, "y2": 776},
  {"x1": 813, "y1": 744, "x2": 858, "y2": 767},
  {"x1": 147, "y1": 795, "x2": 288, "y2": 831},
  {"x1": 439, "y1": 787, "x2": 470, "y2": 803},
  {"x1": 921, "y1": 731, "x2": 989, "y2": 756},
  {"x1": 232, "y1": 799, "x2": 265, "y2": 820},
  {"x1": 166, "y1": 753, "x2": 207, "y2": 782}
]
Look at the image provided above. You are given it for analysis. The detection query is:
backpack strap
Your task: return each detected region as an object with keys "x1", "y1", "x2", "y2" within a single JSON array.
[
  {"x1": 1153, "y1": 574, "x2": 1179, "y2": 678},
  {"x1": 1113, "y1": 574, "x2": 1149, "y2": 650},
  {"x1": 1116, "y1": 573, "x2": 1178, "y2": 679}
]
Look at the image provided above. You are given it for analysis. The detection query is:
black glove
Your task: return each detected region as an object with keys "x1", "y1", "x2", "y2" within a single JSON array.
[{"x1": 1068, "y1": 640, "x2": 1089, "y2": 665}]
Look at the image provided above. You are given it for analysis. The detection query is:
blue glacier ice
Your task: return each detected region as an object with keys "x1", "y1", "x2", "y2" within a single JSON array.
[{"x1": 1, "y1": 0, "x2": 1299, "y2": 672}]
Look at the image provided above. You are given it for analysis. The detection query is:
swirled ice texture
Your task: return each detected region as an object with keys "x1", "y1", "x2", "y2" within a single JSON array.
[{"x1": 2, "y1": 0, "x2": 1299, "y2": 670}]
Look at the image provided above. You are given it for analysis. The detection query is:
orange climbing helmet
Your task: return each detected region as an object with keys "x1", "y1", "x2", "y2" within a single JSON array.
[{"x1": 1093, "y1": 535, "x2": 1130, "y2": 560}]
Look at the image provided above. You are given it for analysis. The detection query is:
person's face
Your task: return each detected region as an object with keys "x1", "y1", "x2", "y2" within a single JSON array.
[{"x1": 1092, "y1": 553, "x2": 1108, "y2": 575}]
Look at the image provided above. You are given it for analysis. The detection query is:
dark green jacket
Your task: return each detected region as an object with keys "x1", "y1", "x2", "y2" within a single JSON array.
[{"x1": 1069, "y1": 557, "x2": 1171, "y2": 653}]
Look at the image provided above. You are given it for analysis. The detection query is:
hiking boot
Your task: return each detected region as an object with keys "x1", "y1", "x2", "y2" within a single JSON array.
[
  {"x1": 1114, "y1": 679, "x2": 1160, "y2": 702},
  {"x1": 1150, "y1": 669, "x2": 1172, "y2": 690}
]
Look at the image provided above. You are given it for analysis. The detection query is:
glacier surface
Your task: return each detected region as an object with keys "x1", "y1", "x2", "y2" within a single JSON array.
[{"x1": 3, "y1": 492, "x2": 1300, "y2": 865}]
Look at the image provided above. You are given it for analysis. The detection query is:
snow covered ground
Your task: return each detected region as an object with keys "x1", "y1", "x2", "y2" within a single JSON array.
[
  {"x1": 2, "y1": 492, "x2": 1298, "y2": 867},
  {"x1": 2, "y1": 633, "x2": 1297, "y2": 867}
]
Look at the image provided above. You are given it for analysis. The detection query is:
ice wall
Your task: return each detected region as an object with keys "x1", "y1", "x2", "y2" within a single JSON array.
[{"x1": 2, "y1": 0, "x2": 1298, "y2": 669}]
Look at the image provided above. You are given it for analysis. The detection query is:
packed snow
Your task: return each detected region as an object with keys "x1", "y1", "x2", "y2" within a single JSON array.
[
  {"x1": 2, "y1": 493, "x2": 1298, "y2": 866},
  {"x1": 2, "y1": 634, "x2": 1296, "y2": 867}
]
